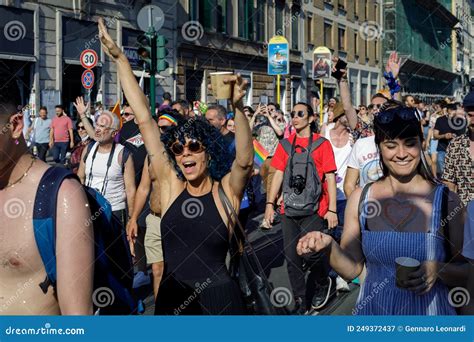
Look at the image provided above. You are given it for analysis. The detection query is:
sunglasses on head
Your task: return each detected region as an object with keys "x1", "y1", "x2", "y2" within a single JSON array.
[
  {"x1": 375, "y1": 107, "x2": 418, "y2": 125},
  {"x1": 170, "y1": 139, "x2": 205, "y2": 156},
  {"x1": 290, "y1": 111, "x2": 306, "y2": 118}
]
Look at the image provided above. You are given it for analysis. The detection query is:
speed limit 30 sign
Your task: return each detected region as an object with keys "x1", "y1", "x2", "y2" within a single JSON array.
[{"x1": 80, "y1": 49, "x2": 98, "y2": 69}]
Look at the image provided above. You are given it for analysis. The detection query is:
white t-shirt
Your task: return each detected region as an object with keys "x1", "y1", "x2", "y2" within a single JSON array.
[
  {"x1": 325, "y1": 123, "x2": 353, "y2": 200},
  {"x1": 85, "y1": 143, "x2": 127, "y2": 211},
  {"x1": 347, "y1": 135, "x2": 383, "y2": 188},
  {"x1": 462, "y1": 201, "x2": 474, "y2": 259}
]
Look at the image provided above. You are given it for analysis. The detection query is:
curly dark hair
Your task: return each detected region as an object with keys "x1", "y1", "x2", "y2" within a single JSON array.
[{"x1": 160, "y1": 116, "x2": 233, "y2": 181}]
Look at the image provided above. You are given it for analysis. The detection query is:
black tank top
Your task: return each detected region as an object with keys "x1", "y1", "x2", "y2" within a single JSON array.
[{"x1": 160, "y1": 187, "x2": 230, "y2": 285}]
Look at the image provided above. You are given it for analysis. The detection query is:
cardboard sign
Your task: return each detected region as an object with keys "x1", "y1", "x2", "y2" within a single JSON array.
[
  {"x1": 268, "y1": 36, "x2": 289, "y2": 75},
  {"x1": 312, "y1": 46, "x2": 332, "y2": 80}
]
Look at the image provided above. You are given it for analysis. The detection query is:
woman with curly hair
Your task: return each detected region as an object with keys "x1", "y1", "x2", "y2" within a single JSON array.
[
  {"x1": 297, "y1": 104, "x2": 468, "y2": 315},
  {"x1": 99, "y1": 19, "x2": 253, "y2": 315}
]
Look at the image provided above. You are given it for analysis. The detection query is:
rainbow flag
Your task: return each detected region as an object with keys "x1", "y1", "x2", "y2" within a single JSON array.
[{"x1": 253, "y1": 140, "x2": 269, "y2": 168}]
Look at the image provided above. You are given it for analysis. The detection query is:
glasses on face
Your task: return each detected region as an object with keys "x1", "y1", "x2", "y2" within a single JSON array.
[
  {"x1": 290, "y1": 111, "x2": 306, "y2": 118},
  {"x1": 359, "y1": 107, "x2": 367, "y2": 111},
  {"x1": 159, "y1": 125, "x2": 172, "y2": 133},
  {"x1": 369, "y1": 104, "x2": 384, "y2": 110},
  {"x1": 77, "y1": 126, "x2": 86, "y2": 130},
  {"x1": 375, "y1": 107, "x2": 418, "y2": 124},
  {"x1": 170, "y1": 139, "x2": 205, "y2": 156},
  {"x1": 122, "y1": 112, "x2": 134, "y2": 117}
]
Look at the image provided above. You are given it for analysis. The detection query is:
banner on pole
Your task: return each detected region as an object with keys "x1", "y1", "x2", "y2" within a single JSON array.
[
  {"x1": 267, "y1": 36, "x2": 289, "y2": 75},
  {"x1": 312, "y1": 46, "x2": 332, "y2": 80}
]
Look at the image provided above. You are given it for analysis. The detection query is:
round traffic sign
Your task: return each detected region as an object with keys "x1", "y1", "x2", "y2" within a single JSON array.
[
  {"x1": 137, "y1": 5, "x2": 165, "y2": 32},
  {"x1": 81, "y1": 69, "x2": 95, "y2": 90},
  {"x1": 80, "y1": 49, "x2": 98, "y2": 69}
]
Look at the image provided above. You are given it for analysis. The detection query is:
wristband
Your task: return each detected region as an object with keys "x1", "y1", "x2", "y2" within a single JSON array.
[
  {"x1": 328, "y1": 210, "x2": 337, "y2": 214},
  {"x1": 266, "y1": 202, "x2": 274, "y2": 206}
]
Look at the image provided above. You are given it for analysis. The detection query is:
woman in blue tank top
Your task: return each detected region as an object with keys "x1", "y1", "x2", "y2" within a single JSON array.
[
  {"x1": 99, "y1": 19, "x2": 253, "y2": 314},
  {"x1": 297, "y1": 104, "x2": 468, "y2": 315}
]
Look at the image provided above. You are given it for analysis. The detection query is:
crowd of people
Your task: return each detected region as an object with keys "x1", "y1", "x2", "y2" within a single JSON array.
[{"x1": 1, "y1": 19, "x2": 473, "y2": 316}]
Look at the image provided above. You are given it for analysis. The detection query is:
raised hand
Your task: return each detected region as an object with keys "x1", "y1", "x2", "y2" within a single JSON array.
[
  {"x1": 385, "y1": 51, "x2": 401, "y2": 79},
  {"x1": 98, "y1": 17, "x2": 123, "y2": 60},
  {"x1": 73, "y1": 96, "x2": 89, "y2": 116},
  {"x1": 224, "y1": 74, "x2": 248, "y2": 108}
]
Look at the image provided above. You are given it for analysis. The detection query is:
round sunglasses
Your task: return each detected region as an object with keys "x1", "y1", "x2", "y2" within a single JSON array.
[
  {"x1": 170, "y1": 139, "x2": 205, "y2": 156},
  {"x1": 290, "y1": 110, "x2": 307, "y2": 118}
]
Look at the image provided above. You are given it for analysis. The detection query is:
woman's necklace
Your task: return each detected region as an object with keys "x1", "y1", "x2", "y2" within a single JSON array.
[{"x1": 5, "y1": 156, "x2": 36, "y2": 189}]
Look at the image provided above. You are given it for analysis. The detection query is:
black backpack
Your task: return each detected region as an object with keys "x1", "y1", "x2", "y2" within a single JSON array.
[{"x1": 281, "y1": 134, "x2": 326, "y2": 217}]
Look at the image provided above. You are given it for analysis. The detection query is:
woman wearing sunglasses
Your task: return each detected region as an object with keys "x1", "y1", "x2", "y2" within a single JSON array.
[
  {"x1": 69, "y1": 118, "x2": 93, "y2": 174},
  {"x1": 297, "y1": 105, "x2": 468, "y2": 315},
  {"x1": 99, "y1": 19, "x2": 253, "y2": 315}
]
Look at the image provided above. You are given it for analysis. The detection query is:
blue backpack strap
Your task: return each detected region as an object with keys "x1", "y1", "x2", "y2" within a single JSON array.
[{"x1": 33, "y1": 167, "x2": 76, "y2": 293}]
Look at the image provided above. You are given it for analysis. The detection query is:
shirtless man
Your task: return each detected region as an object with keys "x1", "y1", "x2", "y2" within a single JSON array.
[
  {"x1": 0, "y1": 94, "x2": 94, "y2": 315},
  {"x1": 126, "y1": 113, "x2": 179, "y2": 299}
]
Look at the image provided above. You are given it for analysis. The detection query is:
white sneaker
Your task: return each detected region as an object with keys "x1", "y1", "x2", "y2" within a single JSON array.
[{"x1": 336, "y1": 276, "x2": 350, "y2": 292}]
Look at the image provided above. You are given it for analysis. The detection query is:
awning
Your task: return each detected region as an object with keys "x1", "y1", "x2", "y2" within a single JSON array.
[
  {"x1": 414, "y1": 0, "x2": 459, "y2": 27},
  {"x1": 400, "y1": 58, "x2": 458, "y2": 84}
]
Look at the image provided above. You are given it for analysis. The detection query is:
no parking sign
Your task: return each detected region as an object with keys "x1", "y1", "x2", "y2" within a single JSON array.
[{"x1": 81, "y1": 69, "x2": 95, "y2": 90}]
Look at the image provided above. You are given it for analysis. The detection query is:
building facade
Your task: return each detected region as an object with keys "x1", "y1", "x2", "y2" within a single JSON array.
[
  {"x1": 1, "y1": 0, "x2": 384, "y2": 115},
  {"x1": 303, "y1": 0, "x2": 382, "y2": 106},
  {"x1": 382, "y1": 0, "x2": 460, "y2": 101},
  {"x1": 0, "y1": 0, "x2": 175, "y2": 116},
  {"x1": 452, "y1": 0, "x2": 474, "y2": 98}
]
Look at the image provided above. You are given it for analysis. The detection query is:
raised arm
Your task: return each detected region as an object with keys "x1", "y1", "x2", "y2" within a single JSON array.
[
  {"x1": 74, "y1": 97, "x2": 96, "y2": 140},
  {"x1": 333, "y1": 57, "x2": 358, "y2": 130},
  {"x1": 385, "y1": 51, "x2": 402, "y2": 102},
  {"x1": 98, "y1": 18, "x2": 171, "y2": 180},
  {"x1": 220, "y1": 74, "x2": 253, "y2": 205}
]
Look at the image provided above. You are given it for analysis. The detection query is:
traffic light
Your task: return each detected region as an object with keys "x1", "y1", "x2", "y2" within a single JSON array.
[
  {"x1": 156, "y1": 34, "x2": 169, "y2": 72},
  {"x1": 137, "y1": 33, "x2": 157, "y2": 73}
]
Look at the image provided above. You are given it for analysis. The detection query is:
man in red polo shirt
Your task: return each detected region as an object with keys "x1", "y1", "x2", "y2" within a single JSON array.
[{"x1": 264, "y1": 102, "x2": 337, "y2": 314}]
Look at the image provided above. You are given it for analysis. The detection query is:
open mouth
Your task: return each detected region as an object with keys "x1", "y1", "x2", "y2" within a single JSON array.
[{"x1": 182, "y1": 161, "x2": 197, "y2": 174}]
